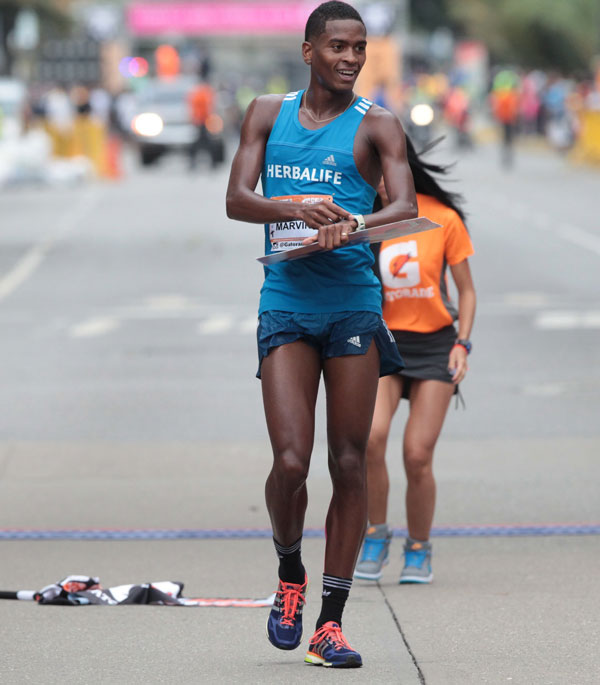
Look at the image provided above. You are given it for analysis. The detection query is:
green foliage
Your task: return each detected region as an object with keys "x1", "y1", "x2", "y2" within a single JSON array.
[{"x1": 411, "y1": 0, "x2": 600, "y2": 73}]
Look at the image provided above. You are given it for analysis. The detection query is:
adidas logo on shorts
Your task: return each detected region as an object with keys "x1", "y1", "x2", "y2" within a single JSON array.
[
  {"x1": 322, "y1": 154, "x2": 337, "y2": 166},
  {"x1": 347, "y1": 336, "x2": 361, "y2": 348}
]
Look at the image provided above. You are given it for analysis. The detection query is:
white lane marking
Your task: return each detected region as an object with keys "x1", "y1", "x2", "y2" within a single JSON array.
[
  {"x1": 239, "y1": 317, "x2": 259, "y2": 334},
  {"x1": 70, "y1": 317, "x2": 120, "y2": 338},
  {"x1": 558, "y1": 224, "x2": 600, "y2": 257},
  {"x1": 0, "y1": 189, "x2": 100, "y2": 303},
  {"x1": 522, "y1": 382, "x2": 566, "y2": 397},
  {"x1": 0, "y1": 249, "x2": 46, "y2": 301},
  {"x1": 503, "y1": 292, "x2": 550, "y2": 308},
  {"x1": 531, "y1": 213, "x2": 551, "y2": 230},
  {"x1": 535, "y1": 311, "x2": 600, "y2": 330},
  {"x1": 197, "y1": 315, "x2": 234, "y2": 334},
  {"x1": 485, "y1": 192, "x2": 600, "y2": 257},
  {"x1": 582, "y1": 311, "x2": 600, "y2": 328},
  {"x1": 143, "y1": 295, "x2": 194, "y2": 312}
]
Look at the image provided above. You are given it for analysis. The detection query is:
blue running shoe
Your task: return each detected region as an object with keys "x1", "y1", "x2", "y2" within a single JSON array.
[
  {"x1": 354, "y1": 525, "x2": 392, "y2": 580},
  {"x1": 399, "y1": 539, "x2": 433, "y2": 584},
  {"x1": 305, "y1": 621, "x2": 362, "y2": 668},
  {"x1": 266, "y1": 575, "x2": 307, "y2": 650}
]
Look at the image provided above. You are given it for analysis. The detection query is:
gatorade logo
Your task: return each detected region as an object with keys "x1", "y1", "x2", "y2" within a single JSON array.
[{"x1": 390, "y1": 253, "x2": 411, "y2": 277}]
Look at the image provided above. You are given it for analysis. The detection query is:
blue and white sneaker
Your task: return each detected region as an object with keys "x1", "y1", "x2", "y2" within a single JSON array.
[
  {"x1": 399, "y1": 539, "x2": 433, "y2": 584},
  {"x1": 305, "y1": 621, "x2": 362, "y2": 668},
  {"x1": 266, "y1": 575, "x2": 307, "y2": 650},
  {"x1": 354, "y1": 525, "x2": 392, "y2": 580}
]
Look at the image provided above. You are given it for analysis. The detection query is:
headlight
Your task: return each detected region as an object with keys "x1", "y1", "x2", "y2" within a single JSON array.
[
  {"x1": 410, "y1": 104, "x2": 434, "y2": 127},
  {"x1": 132, "y1": 113, "x2": 164, "y2": 137}
]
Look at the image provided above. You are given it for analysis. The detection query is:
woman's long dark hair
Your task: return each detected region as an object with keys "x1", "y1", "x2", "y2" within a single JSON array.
[
  {"x1": 404, "y1": 135, "x2": 466, "y2": 222},
  {"x1": 370, "y1": 135, "x2": 466, "y2": 290},
  {"x1": 373, "y1": 136, "x2": 466, "y2": 223}
]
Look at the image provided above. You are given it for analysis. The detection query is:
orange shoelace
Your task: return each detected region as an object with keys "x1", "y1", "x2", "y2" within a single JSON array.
[
  {"x1": 311, "y1": 622, "x2": 351, "y2": 651},
  {"x1": 278, "y1": 583, "x2": 306, "y2": 627}
]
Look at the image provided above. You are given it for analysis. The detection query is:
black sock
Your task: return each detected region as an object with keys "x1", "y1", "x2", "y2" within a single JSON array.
[
  {"x1": 273, "y1": 537, "x2": 305, "y2": 585},
  {"x1": 316, "y1": 574, "x2": 352, "y2": 629}
]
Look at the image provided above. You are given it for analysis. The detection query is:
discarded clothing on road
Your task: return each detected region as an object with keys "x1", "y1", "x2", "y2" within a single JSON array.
[{"x1": 0, "y1": 575, "x2": 275, "y2": 607}]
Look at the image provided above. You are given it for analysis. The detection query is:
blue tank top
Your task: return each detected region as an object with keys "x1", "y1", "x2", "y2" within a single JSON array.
[{"x1": 259, "y1": 89, "x2": 380, "y2": 315}]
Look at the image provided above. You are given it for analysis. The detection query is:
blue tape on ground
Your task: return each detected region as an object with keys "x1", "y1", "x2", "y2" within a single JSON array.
[{"x1": 0, "y1": 524, "x2": 599, "y2": 541}]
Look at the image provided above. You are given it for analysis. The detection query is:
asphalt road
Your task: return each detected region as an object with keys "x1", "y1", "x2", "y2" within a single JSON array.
[{"x1": 0, "y1": 140, "x2": 598, "y2": 684}]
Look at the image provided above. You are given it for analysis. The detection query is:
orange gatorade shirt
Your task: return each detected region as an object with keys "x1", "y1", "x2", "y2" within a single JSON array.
[{"x1": 379, "y1": 193, "x2": 474, "y2": 333}]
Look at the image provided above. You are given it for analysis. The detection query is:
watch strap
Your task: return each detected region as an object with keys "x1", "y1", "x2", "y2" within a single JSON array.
[{"x1": 351, "y1": 214, "x2": 366, "y2": 231}]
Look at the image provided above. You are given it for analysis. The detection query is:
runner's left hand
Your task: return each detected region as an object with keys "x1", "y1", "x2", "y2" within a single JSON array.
[
  {"x1": 301, "y1": 219, "x2": 356, "y2": 249},
  {"x1": 448, "y1": 345, "x2": 469, "y2": 384}
]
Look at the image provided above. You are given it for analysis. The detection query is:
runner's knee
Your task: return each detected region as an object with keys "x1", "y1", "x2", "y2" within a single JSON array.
[
  {"x1": 329, "y1": 448, "x2": 366, "y2": 490},
  {"x1": 403, "y1": 443, "x2": 434, "y2": 481},
  {"x1": 271, "y1": 448, "x2": 311, "y2": 488},
  {"x1": 367, "y1": 426, "x2": 388, "y2": 465}
]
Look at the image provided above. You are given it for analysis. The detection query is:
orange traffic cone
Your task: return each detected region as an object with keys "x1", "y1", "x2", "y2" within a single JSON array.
[{"x1": 104, "y1": 135, "x2": 123, "y2": 179}]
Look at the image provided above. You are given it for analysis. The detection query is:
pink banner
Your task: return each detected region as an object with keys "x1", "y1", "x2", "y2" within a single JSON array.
[{"x1": 127, "y1": 2, "x2": 318, "y2": 36}]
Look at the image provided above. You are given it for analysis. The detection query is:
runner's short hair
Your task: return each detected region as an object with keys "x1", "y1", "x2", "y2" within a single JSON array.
[{"x1": 305, "y1": 1, "x2": 365, "y2": 42}]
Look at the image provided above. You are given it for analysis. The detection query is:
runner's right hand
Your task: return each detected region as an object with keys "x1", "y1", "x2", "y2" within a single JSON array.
[{"x1": 297, "y1": 200, "x2": 352, "y2": 229}]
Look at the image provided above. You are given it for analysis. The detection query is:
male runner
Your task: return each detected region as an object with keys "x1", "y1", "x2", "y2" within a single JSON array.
[{"x1": 226, "y1": 1, "x2": 417, "y2": 668}]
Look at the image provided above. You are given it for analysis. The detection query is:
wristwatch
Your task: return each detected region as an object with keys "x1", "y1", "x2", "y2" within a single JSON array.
[
  {"x1": 351, "y1": 214, "x2": 366, "y2": 231},
  {"x1": 455, "y1": 339, "x2": 472, "y2": 354}
]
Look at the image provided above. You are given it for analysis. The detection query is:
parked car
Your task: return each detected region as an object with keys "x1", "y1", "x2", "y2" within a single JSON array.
[{"x1": 130, "y1": 77, "x2": 225, "y2": 167}]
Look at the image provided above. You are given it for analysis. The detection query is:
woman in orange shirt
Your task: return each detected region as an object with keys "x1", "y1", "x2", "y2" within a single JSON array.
[{"x1": 355, "y1": 137, "x2": 476, "y2": 583}]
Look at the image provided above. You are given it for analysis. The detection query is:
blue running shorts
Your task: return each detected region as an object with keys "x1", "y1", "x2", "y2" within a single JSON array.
[{"x1": 256, "y1": 310, "x2": 404, "y2": 379}]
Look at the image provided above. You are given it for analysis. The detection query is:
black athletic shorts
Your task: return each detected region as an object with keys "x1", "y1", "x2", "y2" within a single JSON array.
[{"x1": 392, "y1": 324, "x2": 458, "y2": 399}]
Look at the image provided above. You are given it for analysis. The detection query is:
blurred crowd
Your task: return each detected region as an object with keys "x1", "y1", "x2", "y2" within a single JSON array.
[
  {"x1": 397, "y1": 67, "x2": 600, "y2": 159},
  {"x1": 2, "y1": 43, "x2": 600, "y2": 189},
  {"x1": 488, "y1": 68, "x2": 600, "y2": 152}
]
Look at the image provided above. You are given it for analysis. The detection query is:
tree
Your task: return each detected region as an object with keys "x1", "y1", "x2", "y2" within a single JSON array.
[{"x1": 410, "y1": 0, "x2": 600, "y2": 73}]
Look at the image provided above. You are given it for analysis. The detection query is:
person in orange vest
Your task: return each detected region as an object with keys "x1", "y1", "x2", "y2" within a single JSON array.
[
  {"x1": 490, "y1": 72, "x2": 520, "y2": 168},
  {"x1": 187, "y1": 79, "x2": 215, "y2": 170}
]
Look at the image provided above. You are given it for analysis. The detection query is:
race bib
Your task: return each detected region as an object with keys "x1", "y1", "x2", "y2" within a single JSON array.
[{"x1": 268, "y1": 195, "x2": 332, "y2": 252}]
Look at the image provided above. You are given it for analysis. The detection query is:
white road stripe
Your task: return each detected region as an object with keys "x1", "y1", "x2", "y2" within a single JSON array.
[
  {"x1": 197, "y1": 315, "x2": 234, "y2": 334},
  {"x1": 67, "y1": 313, "x2": 258, "y2": 338},
  {"x1": 487, "y1": 193, "x2": 600, "y2": 257},
  {"x1": 535, "y1": 311, "x2": 600, "y2": 330},
  {"x1": 144, "y1": 295, "x2": 194, "y2": 312},
  {"x1": 70, "y1": 317, "x2": 120, "y2": 338},
  {"x1": 522, "y1": 382, "x2": 566, "y2": 397},
  {"x1": 582, "y1": 312, "x2": 600, "y2": 328},
  {"x1": 558, "y1": 224, "x2": 600, "y2": 257},
  {"x1": 503, "y1": 292, "x2": 550, "y2": 308},
  {"x1": 239, "y1": 317, "x2": 258, "y2": 334},
  {"x1": 0, "y1": 249, "x2": 46, "y2": 301},
  {"x1": 0, "y1": 189, "x2": 100, "y2": 303}
]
